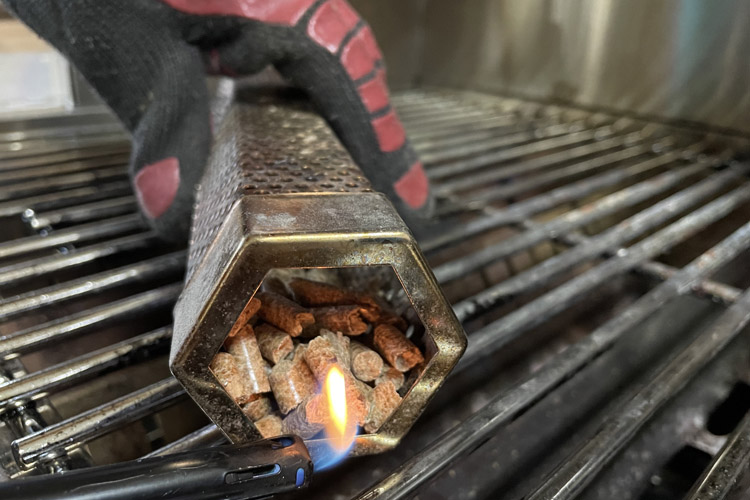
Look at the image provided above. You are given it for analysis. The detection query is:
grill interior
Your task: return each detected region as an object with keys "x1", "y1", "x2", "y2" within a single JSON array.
[{"x1": 1, "y1": 89, "x2": 750, "y2": 500}]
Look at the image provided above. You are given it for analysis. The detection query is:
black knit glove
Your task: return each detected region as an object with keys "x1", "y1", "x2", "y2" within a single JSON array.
[{"x1": 3, "y1": 0, "x2": 433, "y2": 242}]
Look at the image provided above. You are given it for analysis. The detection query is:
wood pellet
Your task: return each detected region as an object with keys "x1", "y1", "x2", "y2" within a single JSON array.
[{"x1": 209, "y1": 277, "x2": 427, "y2": 440}]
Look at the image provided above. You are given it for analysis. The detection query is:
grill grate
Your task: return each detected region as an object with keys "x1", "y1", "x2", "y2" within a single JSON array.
[{"x1": 1, "y1": 90, "x2": 750, "y2": 499}]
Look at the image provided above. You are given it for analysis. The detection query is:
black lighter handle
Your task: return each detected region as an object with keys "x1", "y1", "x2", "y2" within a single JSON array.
[{"x1": 0, "y1": 435, "x2": 312, "y2": 500}]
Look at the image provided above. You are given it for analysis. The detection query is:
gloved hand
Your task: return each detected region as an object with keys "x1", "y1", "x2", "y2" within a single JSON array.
[{"x1": 3, "y1": 0, "x2": 432, "y2": 242}]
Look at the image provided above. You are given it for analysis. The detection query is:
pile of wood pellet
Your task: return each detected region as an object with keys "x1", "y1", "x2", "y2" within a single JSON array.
[{"x1": 210, "y1": 277, "x2": 425, "y2": 440}]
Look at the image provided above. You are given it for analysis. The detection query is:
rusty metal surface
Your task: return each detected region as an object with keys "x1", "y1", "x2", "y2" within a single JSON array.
[{"x1": 1, "y1": 88, "x2": 750, "y2": 500}]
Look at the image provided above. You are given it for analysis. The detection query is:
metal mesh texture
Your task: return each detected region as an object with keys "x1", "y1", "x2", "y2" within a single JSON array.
[{"x1": 187, "y1": 94, "x2": 372, "y2": 279}]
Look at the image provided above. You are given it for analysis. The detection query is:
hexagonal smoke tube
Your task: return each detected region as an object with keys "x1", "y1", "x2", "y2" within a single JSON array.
[{"x1": 171, "y1": 88, "x2": 466, "y2": 457}]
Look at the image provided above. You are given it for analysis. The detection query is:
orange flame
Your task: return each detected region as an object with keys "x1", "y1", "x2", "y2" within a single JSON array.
[{"x1": 324, "y1": 366, "x2": 357, "y2": 452}]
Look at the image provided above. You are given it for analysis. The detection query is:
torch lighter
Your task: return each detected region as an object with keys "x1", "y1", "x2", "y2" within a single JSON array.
[{"x1": 0, "y1": 435, "x2": 312, "y2": 500}]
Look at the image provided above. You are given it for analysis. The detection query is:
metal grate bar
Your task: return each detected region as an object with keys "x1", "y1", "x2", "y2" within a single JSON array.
[
  {"x1": 402, "y1": 107, "x2": 503, "y2": 126},
  {"x1": 0, "y1": 144, "x2": 130, "y2": 170},
  {"x1": 407, "y1": 112, "x2": 527, "y2": 139},
  {"x1": 0, "y1": 328, "x2": 171, "y2": 411},
  {"x1": 685, "y1": 412, "x2": 750, "y2": 500},
  {"x1": 0, "y1": 155, "x2": 128, "y2": 184},
  {"x1": 0, "y1": 284, "x2": 181, "y2": 359},
  {"x1": 421, "y1": 146, "x2": 717, "y2": 252},
  {"x1": 397, "y1": 96, "x2": 520, "y2": 118},
  {"x1": 409, "y1": 114, "x2": 533, "y2": 144},
  {"x1": 0, "y1": 167, "x2": 126, "y2": 202},
  {"x1": 412, "y1": 119, "x2": 545, "y2": 154},
  {"x1": 394, "y1": 92, "x2": 487, "y2": 107},
  {"x1": 0, "y1": 137, "x2": 127, "y2": 158},
  {"x1": 440, "y1": 167, "x2": 747, "y2": 314},
  {"x1": 433, "y1": 129, "x2": 645, "y2": 197},
  {"x1": 1, "y1": 88, "x2": 748, "y2": 499},
  {"x1": 428, "y1": 123, "x2": 616, "y2": 180},
  {"x1": 457, "y1": 179, "x2": 750, "y2": 359},
  {"x1": 0, "y1": 123, "x2": 124, "y2": 144},
  {"x1": 355, "y1": 219, "x2": 750, "y2": 500},
  {"x1": 0, "y1": 213, "x2": 143, "y2": 260},
  {"x1": 404, "y1": 105, "x2": 541, "y2": 139},
  {"x1": 12, "y1": 378, "x2": 185, "y2": 468},
  {"x1": 435, "y1": 153, "x2": 729, "y2": 285},
  {"x1": 419, "y1": 121, "x2": 587, "y2": 165},
  {"x1": 0, "y1": 181, "x2": 133, "y2": 218},
  {"x1": 0, "y1": 251, "x2": 185, "y2": 321},
  {"x1": 457, "y1": 140, "x2": 666, "y2": 208},
  {"x1": 398, "y1": 94, "x2": 521, "y2": 118},
  {"x1": 541, "y1": 229, "x2": 744, "y2": 306},
  {"x1": 0, "y1": 232, "x2": 157, "y2": 287},
  {"x1": 526, "y1": 288, "x2": 750, "y2": 500},
  {"x1": 27, "y1": 196, "x2": 137, "y2": 229},
  {"x1": 144, "y1": 424, "x2": 225, "y2": 458}
]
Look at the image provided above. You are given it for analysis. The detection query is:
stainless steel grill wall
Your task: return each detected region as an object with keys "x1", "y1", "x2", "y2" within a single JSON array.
[{"x1": 354, "y1": 0, "x2": 750, "y2": 135}]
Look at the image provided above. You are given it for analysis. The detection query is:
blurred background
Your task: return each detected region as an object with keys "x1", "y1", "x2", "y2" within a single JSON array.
[{"x1": 3, "y1": 0, "x2": 750, "y2": 134}]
